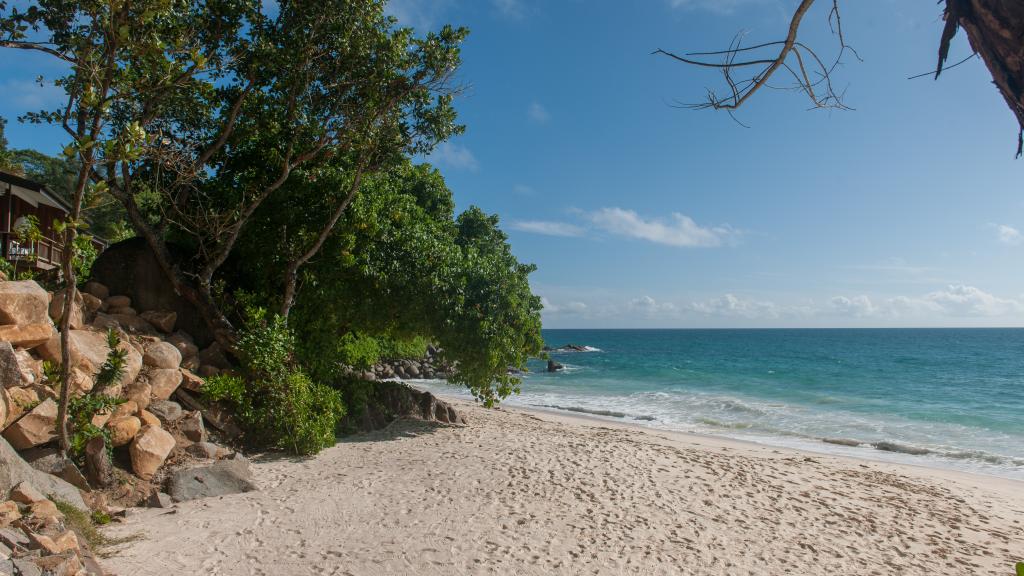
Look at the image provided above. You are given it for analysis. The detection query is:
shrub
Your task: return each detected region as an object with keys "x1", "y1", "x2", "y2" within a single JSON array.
[{"x1": 218, "y1": 308, "x2": 346, "y2": 455}]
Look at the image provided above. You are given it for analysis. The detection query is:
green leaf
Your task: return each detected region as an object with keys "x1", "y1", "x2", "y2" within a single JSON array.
[{"x1": 1015, "y1": 561, "x2": 1023, "y2": 576}]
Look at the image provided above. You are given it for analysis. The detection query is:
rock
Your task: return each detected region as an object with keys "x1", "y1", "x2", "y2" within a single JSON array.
[
  {"x1": 68, "y1": 366, "x2": 93, "y2": 397},
  {"x1": 104, "y1": 295, "x2": 131, "y2": 309},
  {"x1": 0, "y1": 501, "x2": 20, "y2": 526},
  {"x1": 36, "y1": 330, "x2": 106, "y2": 371},
  {"x1": 20, "y1": 448, "x2": 90, "y2": 493},
  {"x1": 0, "y1": 324, "x2": 52, "y2": 350},
  {"x1": 12, "y1": 350, "x2": 40, "y2": 386},
  {"x1": 0, "y1": 343, "x2": 21, "y2": 389},
  {"x1": 179, "y1": 369, "x2": 204, "y2": 393},
  {"x1": 166, "y1": 331, "x2": 198, "y2": 359},
  {"x1": 180, "y1": 410, "x2": 206, "y2": 442},
  {"x1": 148, "y1": 368, "x2": 182, "y2": 400},
  {"x1": 2, "y1": 398, "x2": 57, "y2": 450},
  {"x1": 139, "y1": 310, "x2": 176, "y2": 334},
  {"x1": 83, "y1": 282, "x2": 109, "y2": 300},
  {"x1": 197, "y1": 365, "x2": 220, "y2": 378},
  {"x1": 147, "y1": 491, "x2": 173, "y2": 508},
  {"x1": 547, "y1": 359, "x2": 563, "y2": 372},
  {"x1": 48, "y1": 289, "x2": 84, "y2": 330},
  {"x1": 0, "y1": 281, "x2": 50, "y2": 326},
  {"x1": 138, "y1": 409, "x2": 160, "y2": 429},
  {"x1": 5, "y1": 387, "x2": 38, "y2": 426},
  {"x1": 147, "y1": 400, "x2": 183, "y2": 424},
  {"x1": 89, "y1": 408, "x2": 112, "y2": 429},
  {"x1": 174, "y1": 389, "x2": 242, "y2": 439},
  {"x1": 80, "y1": 293, "x2": 102, "y2": 315},
  {"x1": 185, "y1": 441, "x2": 222, "y2": 459},
  {"x1": 106, "y1": 306, "x2": 136, "y2": 316},
  {"x1": 124, "y1": 379, "x2": 151, "y2": 411},
  {"x1": 32, "y1": 552, "x2": 82, "y2": 576},
  {"x1": 103, "y1": 312, "x2": 157, "y2": 336},
  {"x1": 12, "y1": 557, "x2": 42, "y2": 576},
  {"x1": 167, "y1": 455, "x2": 256, "y2": 502},
  {"x1": 143, "y1": 342, "x2": 181, "y2": 369},
  {"x1": 339, "y1": 382, "x2": 465, "y2": 433},
  {"x1": 110, "y1": 400, "x2": 137, "y2": 419},
  {"x1": 28, "y1": 499, "x2": 62, "y2": 520},
  {"x1": 0, "y1": 527, "x2": 29, "y2": 549},
  {"x1": 106, "y1": 416, "x2": 141, "y2": 447},
  {"x1": 197, "y1": 342, "x2": 231, "y2": 370},
  {"x1": 119, "y1": 343, "x2": 142, "y2": 392},
  {"x1": 10, "y1": 481, "x2": 45, "y2": 504},
  {"x1": 129, "y1": 426, "x2": 175, "y2": 480},
  {"x1": 83, "y1": 436, "x2": 113, "y2": 489}
]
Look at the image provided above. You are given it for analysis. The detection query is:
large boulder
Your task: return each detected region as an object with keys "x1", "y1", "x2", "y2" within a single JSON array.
[
  {"x1": 147, "y1": 400, "x2": 183, "y2": 424},
  {"x1": 180, "y1": 410, "x2": 206, "y2": 442},
  {"x1": 90, "y1": 237, "x2": 215, "y2": 347},
  {"x1": 0, "y1": 324, "x2": 52, "y2": 350},
  {"x1": 129, "y1": 425, "x2": 175, "y2": 480},
  {"x1": 143, "y1": 342, "x2": 181, "y2": 369},
  {"x1": 0, "y1": 281, "x2": 50, "y2": 326},
  {"x1": 2, "y1": 398, "x2": 57, "y2": 450},
  {"x1": 167, "y1": 455, "x2": 256, "y2": 502},
  {"x1": 0, "y1": 437, "x2": 86, "y2": 510},
  {"x1": 106, "y1": 416, "x2": 141, "y2": 447},
  {"x1": 339, "y1": 382, "x2": 465, "y2": 433}
]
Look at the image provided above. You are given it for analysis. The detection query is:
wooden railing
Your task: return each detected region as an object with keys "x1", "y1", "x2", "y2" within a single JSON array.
[{"x1": 1, "y1": 232, "x2": 64, "y2": 269}]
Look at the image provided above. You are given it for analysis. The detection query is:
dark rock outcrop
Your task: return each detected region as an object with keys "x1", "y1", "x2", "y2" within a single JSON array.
[
  {"x1": 90, "y1": 237, "x2": 214, "y2": 348},
  {"x1": 547, "y1": 360, "x2": 563, "y2": 372},
  {"x1": 341, "y1": 381, "x2": 465, "y2": 433}
]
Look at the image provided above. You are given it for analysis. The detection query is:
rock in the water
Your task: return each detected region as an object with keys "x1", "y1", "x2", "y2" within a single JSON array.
[
  {"x1": 0, "y1": 438, "x2": 86, "y2": 510},
  {"x1": 0, "y1": 281, "x2": 50, "y2": 326},
  {"x1": 0, "y1": 324, "x2": 52, "y2": 349},
  {"x1": 547, "y1": 359, "x2": 564, "y2": 372},
  {"x1": 129, "y1": 425, "x2": 175, "y2": 480},
  {"x1": 143, "y1": 342, "x2": 181, "y2": 369},
  {"x1": 148, "y1": 400, "x2": 183, "y2": 424},
  {"x1": 2, "y1": 398, "x2": 57, "y2": 449},
  {"x1": 180, "y1": 410, "x2": 206, "y2": 442},
  {"x1": 140, "y1": 310, "x2": 177, "y2": 333},
  {"x1": 84, "y1": 435, "x2": 113, "y2": 489},
  {"x1": 167, "y1": 455, "x2": 256, "y2": 502},
  {"x1": 146, "y1": 491, "x2": 173, "y2": 508},
  {"x1": 148, "y1": 367, "x2": 182, "y2": 400}
]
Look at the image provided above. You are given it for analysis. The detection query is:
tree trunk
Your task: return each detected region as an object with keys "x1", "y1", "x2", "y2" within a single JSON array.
[{"x1": 943, "y1": 0, "x2": 1024, "y2": 155}]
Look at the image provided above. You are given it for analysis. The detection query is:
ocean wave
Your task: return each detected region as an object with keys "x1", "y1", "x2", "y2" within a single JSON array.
[{"x1": 532, "y1": 404, "x2": 655, "y2": 422}]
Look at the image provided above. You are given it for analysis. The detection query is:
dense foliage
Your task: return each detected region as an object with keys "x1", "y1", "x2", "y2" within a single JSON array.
[{"x1": 1, "y1": 0, "x2": 544, "y2": 454}]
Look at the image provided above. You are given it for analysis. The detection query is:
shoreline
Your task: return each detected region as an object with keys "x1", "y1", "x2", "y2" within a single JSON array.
[
  {"x1": 415, "y1": 380, "x2": 1024, "y2": 484},
  {"x1": 105, "y1": 396, "x2": 1024, "y2": 575},
  {"x1": 500, "y1": 400, "x2": 1024, "y2": 500}
]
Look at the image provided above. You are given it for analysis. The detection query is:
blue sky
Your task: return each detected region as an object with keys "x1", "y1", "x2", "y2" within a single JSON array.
[{"x1": 3, "y1": 1, "x2": 1023, "y2": 328}]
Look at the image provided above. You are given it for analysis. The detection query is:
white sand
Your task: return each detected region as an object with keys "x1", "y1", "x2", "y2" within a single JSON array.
[{"x1": 104, "y1": 401, "x2": 1024, "y2": 575}]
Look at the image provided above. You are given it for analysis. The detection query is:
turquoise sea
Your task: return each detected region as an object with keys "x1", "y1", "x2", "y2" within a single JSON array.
[{"x1": 420, "y1": 328, "x2": 1024, "y2": 480}]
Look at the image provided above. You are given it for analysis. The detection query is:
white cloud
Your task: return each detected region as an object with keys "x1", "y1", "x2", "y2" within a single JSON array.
[
  {"x1": 527, "y1": 101, "x2": 549, "y2": 124},
  {"x1": 829, "y1": 285, "x2": 1022, "y2": 319},
  {"x1": 629, "y1": 295, "x2": 677, "y2": 314},
  {"x1": 689, "y1": 294, "x2": 779, "y2": 319},
  {"x1": 385, "y1": 0, "x2": 456, "y2": 31},
  {"x1": 829, "y1": 295, "x2": 876, "y2": 317},
  {"x1": 990, "y1": 223, "x2": 1022, "y2": 246},
  {"x1": 508, "y1": 220, "x2": 585, "y2": 237},
  {"x1": 922, "y1": 285, "x2": 1023, "y2": 316},
  {"x1": 492, "y1": 0, "x2": 524, "y2": 19},
  {"x1": 541, "y1": 297, "x2": 588, "y2": 314},
  {"x1": 428, "y1": 142, "x2": 479, "y2": 171},
  {"x1": 586, "y1": 207, "x2": 738, "y2": 247}
]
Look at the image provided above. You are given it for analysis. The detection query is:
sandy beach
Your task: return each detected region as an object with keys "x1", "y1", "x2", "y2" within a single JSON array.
[{"x1": 104, "y1": 400, "x2": 1024, "y2": 575}]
